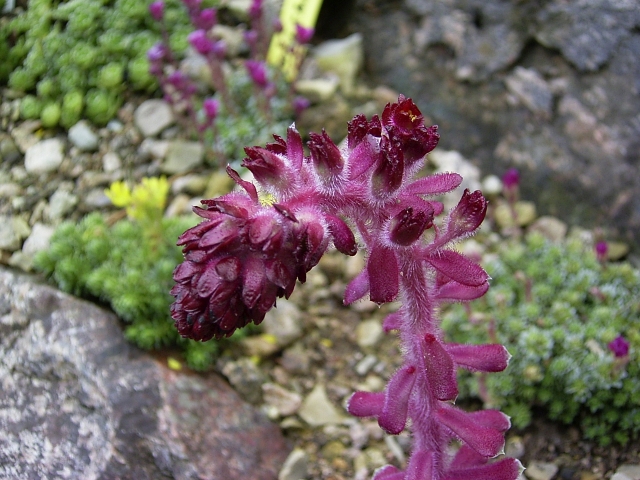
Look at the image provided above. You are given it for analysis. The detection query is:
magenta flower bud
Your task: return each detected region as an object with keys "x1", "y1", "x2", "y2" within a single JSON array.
[
  {"x1": 203, "y1": 97, "x2": 219, "y2": 120},
  {"x1": 347, "y1": 113, "x2": 381, "y2": 150},
  {"x1": 378, "y1": 364, "x2": 417, "y2": 434},
  {"x1": 212, "y1": 39, "x2": 227, "y2": 58},
  {"x1": 446, "y1": 189, "x2": 488, "y2": 239},
  {"x1": 608, "y1": 335, "x2": 630, "y2": 357},
  {"x1": 325, "y1": 214, "x2": 357, "y2": 256},
  {"x1": 149, "y1": 1, "x2": 164, "y2": 21},
  {"x1": 389, "y1": 205, "x2": 434, "y2": 246},
  {"x1": 167, "y1": 70, "x2": 187, "y2": 88},
  {"x1": 292, "y1": 95, "x2": 310, "y2": 117},
  {"x1": 502, "y1": 167, "x2": 520, "y2": 190},
  {"x1": 188, "y1": 29, "x2": 213, "y2": 55},
  {"x1": 249, "y1": 0, "x2": 262, "y2": 19},
  {"x1": 308, "y1": 130, "x2": 344, "y2": 178},
  {"x1": 195, "y1": 8, "x2": 217, "y2": 29},
  {"x1": 147, "y1": 43, "x2": 166, "y2": 62},
  {"x1": 295, "y1": 23, "x2": 314, "y2": 44},
  {"x1": 381, "y1": 95, "x2": 440, "y2": 164},
  {"x1": 371, "y1": 135, "x2": 404, "y2": 198},
  {"x1": 595, "y1": 241, "x2": 608, "y2": 262},
  {"x1": 242, "y1": 146, "x2": 289, "y2": 190},
  {"x1": 272, "y1": 18, "x2": 283, "y2": 33},
  {"x1": 244, "y1": 29, "x2": 258, "y2": 47},
  {"x1": 245, "y1": 60, "x2": 268, "y2": 88},
  {"x1": 182, "y1": 0, "x2": 202, "y2": 11}
]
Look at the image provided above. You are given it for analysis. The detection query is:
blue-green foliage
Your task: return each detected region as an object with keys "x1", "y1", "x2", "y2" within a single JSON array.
[
  {"x1": 34, "y1": 212, "x2": 251, "y2": 370},
  {"x1": 442, "y1": 233, "x2": 640, "y2": 446}
]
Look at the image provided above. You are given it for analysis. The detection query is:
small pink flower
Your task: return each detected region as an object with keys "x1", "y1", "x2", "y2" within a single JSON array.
[
  {"x1": 295, "y1": 24, "x2": 314, "y2": 44},
  {"x1": 188, "y1": 30, "x2": 213, "y2": 55},
  {"x1": 149, "y1": 1, "x2": 164, "y2": 21},
  {"x1": 608, "y1": 335, "x2": 630, "y2": 357}
]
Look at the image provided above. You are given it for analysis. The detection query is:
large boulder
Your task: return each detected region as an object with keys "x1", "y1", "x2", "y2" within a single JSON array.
[
  {"x1": 348, "y1": 0, "x2": 640, "y2": 251},
  {"x1": 0, "y1": 267, "x2": 289, "y2": 479}
]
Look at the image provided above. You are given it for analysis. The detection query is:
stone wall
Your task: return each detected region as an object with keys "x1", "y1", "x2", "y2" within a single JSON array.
[{"x1": 348, "y1": 0, "x2": 640, "y2": 251}]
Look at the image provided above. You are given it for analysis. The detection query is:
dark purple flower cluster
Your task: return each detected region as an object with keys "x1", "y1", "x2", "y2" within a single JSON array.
[{"x1": 171, "y1": 96, "x2": 521, "y2": 479}]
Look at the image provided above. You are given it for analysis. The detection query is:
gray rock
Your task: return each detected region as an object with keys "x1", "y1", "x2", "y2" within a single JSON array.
[
  {"x1": 262, "y1": 383, "x2": 302, "y2": 417},
  {"x1": 352, "y1": 0, "x2": 640, "y2": 252},
  {"x1": 24, "y1": 138, "x2": 65, "y2": 174},
  {"x1": 505, "y1": 67, "x2": 553, "y2": 117},
  {"x1": 0, "y1": 267, "x2": 289, "y2": 479},
  {"x1": 218, "y1": 357, "x2": 268, "y2": 405},
  {"x1": 612, "y1": 464, "x2": 640, "y2": 480},
  {"x1": 102, "y1": 151, "x2": 122, "y2": 173},
  {"x1": 134, "y1": 99, "x2": 175, "y2": 137},
  {"x1": 535, "y1": 1, "x2": 639, "y2": 72},
  {"x1": 0, "y1": 215, "x2": 30, "y2": 251},
  {"x1": 47, "y1": 189, "x2": 78, "y2": 222},
  {"x1": 68, "y1": 120, "x2": 100, "y2": 151},
  {"x1": 161, "y1": 140, "x2": 204, "y2": 175}
]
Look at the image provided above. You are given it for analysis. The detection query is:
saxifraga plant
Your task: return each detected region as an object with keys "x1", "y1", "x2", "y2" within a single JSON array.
[
  {"x1": 170, "y1": 96, "x2": 523, "y2": 479},
  {"x1": 442, "y1": 233, "x2": 640, "y2": 446}
]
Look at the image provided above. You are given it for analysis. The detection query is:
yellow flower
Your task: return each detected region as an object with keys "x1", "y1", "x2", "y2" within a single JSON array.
[{"x1": 105, "y1": 181, "x2": 133, "y2": 208}]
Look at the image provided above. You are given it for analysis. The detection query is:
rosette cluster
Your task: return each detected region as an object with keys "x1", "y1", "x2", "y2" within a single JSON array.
[{"x1": 170, "y1": 167, "x2": 345, "y2": 340}]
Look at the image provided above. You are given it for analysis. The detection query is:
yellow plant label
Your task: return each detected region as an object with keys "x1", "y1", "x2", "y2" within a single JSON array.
[{"x1": 267, "y1": 0, "x2": 323, "y2": 81}]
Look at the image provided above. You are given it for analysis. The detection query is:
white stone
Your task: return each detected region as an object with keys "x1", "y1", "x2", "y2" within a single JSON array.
[
  {"x1": 263, "y1": 298, "x2": 303, "y2": 347},
  {"x1": 68, "y1": 121, "x2": 99, "y2": 151},
  {"x1": 278, "y1": 448, "x2": 309, "y2": 480},
  {"x1": 102, "y1": 152, "x2": 122, "y2": 173},
  {"x1": 298, "y1": 384, "x2": 345, "y2": 426},
  {"x1": 8, "y1": 223, "x2": 55, "y2": 271},
  {"x1": 161, "y1": 141, "x2": 204, "y2": 175},
  {"x1": 529, "y1": 216, "x2": 568, "y2": 242},
  {"x1": 429, "y1": 149, "x2": 481, "y2": 211},
  {"x1": 314, "y1": 33, "x2": 363, "y2": 95},
  {"x1": 0, "y1": 215, "x2": 30, "y2": 251},
  {"x1": 134, "y1": 99, "x2": 174, "y2": 137},
  {"x1": 356, "y1": 319, "x2": 383, "y2": 348},
  {"x1": 262, "y1": 383, "x2": 302, "y2": 417},
  {"x1": 525, "y1": 461, "x2": 558, "y2": 480},
  {"x1": 481, "y1": 174, "x2": 503, "y2": 196},
  {"x1": 24, "y1": 138, "x2": 65, "y2": 174},
  {"x1": 295, "y1": 77, "x2": 340, "y2": 103},
  {"x1": 48, "y1": 190, "x2": 78, "y2": 221}
]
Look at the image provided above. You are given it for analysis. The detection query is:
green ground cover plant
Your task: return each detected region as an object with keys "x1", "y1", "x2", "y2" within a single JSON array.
[
  {"x1": 34, "y1": 177, "x2": 251, "y2": 370},
  {"x1": 441, "y1": 232, "x2": 640, "y2": 446}
]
